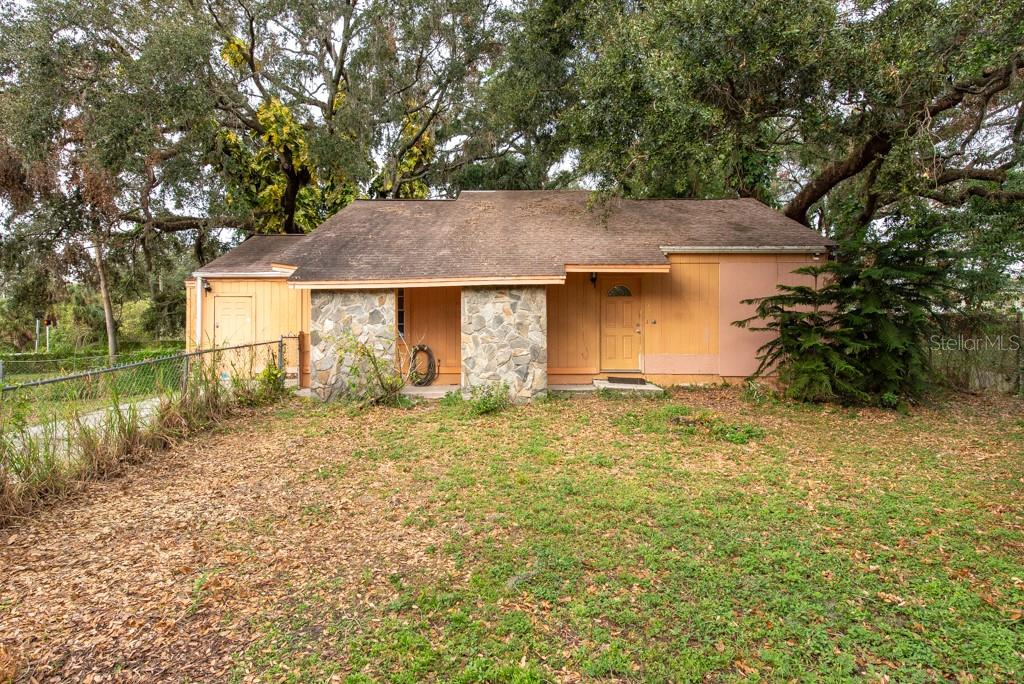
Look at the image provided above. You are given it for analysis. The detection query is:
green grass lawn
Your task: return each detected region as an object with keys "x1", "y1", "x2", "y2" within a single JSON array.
[{"x1": 227, "y1": 388, "x2": 1023, "y2": 682}]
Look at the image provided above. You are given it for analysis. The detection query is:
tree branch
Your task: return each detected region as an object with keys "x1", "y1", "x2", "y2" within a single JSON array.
[
  {"x1": 921, "y1": 186, "x2": 1024, "y2": 205},
  {"x1": 933, "y1": 167, "x2": 1009, "y2": 185},
  {"x1": 119, "y1": 212, "x2": 255, "y2": 234},
  {"x1": 784, "y1": 51, "x2": 1024, "y2": 225}
]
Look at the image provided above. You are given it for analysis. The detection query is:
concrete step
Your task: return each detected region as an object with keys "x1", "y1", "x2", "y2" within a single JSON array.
[
  {"x1": 400, "y1": 384, "x2": 460, "y2": 400},
  {"x1": 592, "y1": 378, "x2": 664, "y2": 393}
]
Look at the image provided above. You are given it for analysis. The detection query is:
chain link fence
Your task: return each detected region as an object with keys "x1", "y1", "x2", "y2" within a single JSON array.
[
  {"x1": 1, "y1": 340, "x2": 287, "y2": 431},
  {"x1": 929, "y1": 313, "x2": 1024, "y2": 394},
  {"x1": 0, "y1": 347, "x2": 187, "y2": 385},
  {"x1": 1, "y1": 339, "x2": 293, "y2": 523}
]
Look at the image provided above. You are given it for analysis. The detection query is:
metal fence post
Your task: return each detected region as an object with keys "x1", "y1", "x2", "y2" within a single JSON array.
[
  {"x1": 278, "y1": 337, "x2": 285, "y2": 373},
  {"x1": 0, "y1": 359, "x2": 4, "y2": 388},
  {"x1": 181, "y1": 353, "x2": 191, "y2": 394},
  {"x1": 1017, "y1": 311, "x2": 1023, "y2": 397}
]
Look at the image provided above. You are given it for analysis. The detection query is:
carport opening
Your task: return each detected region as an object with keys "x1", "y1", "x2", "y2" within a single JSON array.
[{"x1": 396, "y1": 286, "x2": 461, "y2": 387}]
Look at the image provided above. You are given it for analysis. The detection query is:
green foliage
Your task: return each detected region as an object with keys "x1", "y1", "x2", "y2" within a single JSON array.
[
  {"x1": 116, "y1": 300, "x2": 149, "y2": 348},
  {"x1": 444, "y1": 385, "x2": 516, "y2": 417},
  {"x1": 441, "y1": 384, "x2": 514, "y2": 416},
  {"x1": 439, "y1": 390, "x2": 465, "y2": 409},
  {"x1": 232, "y1": 362, "x2": 288, "y2": 408},
  {"x1": 739, "y1": 220, "x2": 955, "y2": 405},
  {"x1": 48, "y1": 287, "x2": 108, "y2": 351},
  {"x1": 141, "y1": 286, "x2": 186, "y2": 340},
  {"x1": 929, "y1": 312, "x2": 1023, "y2": 392},
  {"x1": 569, "y1": 0, "x2": 834, "y2": 199},
  {"x1": 467, "y1": 383, "x2": 513, "y2": 416},
  {"x1": 740, "y1": 380, "x2": 779, "y2": 406},
  {"x1": 614, "y1": 403, "x2": 692, "y2": 435},
  {"x1": 700, "y1": 414, "x2": 766, "y2": 444},
  {"x1": 330, "y1": 333, "x2": 407, "y2": 407},
  {"x1": 219, "y1": 36, "x2": 250, "y2": 72},
  {"x1": 0, "y1": 207, "x2": 94, "y2": 350},
  {"x1": 370, "y1": 113, "x2": 436, "y2": 199},
  {"x1": 218, "y1": 102, "x2": 357, "y2": 234},
  {"x1": 454, "y1": 0, "x2": 585, "y2": 191},
  {"x1": 614, "y1": 402, "x2": 766, "y2": 443},
  {"x1": 0, "y1": 347, "x2": 183, "y2": 381},
  {"x1": 534, "y1": 0, "x2": 1024, "y2": 217}
]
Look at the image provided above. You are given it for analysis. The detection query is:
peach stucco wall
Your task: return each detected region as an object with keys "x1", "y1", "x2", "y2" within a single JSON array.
[
  {"x1": 719, "y1": 257, "x2": 820, "y2": 376},
  {"x1": 718, "y1": 261, "x2": 779, "y2": 376}
]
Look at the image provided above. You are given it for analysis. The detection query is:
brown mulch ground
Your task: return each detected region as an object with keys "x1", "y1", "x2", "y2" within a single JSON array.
[
  {"x1": 2, "y1": 389, "x2": 1021, "y2": 682},
  {"x1": 0, "y1": 404, "x2": 452, "y2": 683}
]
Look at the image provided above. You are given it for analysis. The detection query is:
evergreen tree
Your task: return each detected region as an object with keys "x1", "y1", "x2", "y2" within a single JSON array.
[{"x1": 739, "y1": 218, "x2": 957, "y2": 405}]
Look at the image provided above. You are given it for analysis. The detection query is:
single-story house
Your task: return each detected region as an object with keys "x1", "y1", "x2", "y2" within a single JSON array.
[{"x1": 186, "y1": 190, "x2": 835, "y2": 400}]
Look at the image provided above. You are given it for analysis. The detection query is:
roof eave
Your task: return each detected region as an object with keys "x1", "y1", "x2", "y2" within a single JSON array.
[
  {"x1": 660, "y1": 245, "x2": 833, "y2": 254},
  {"x1": 564, "y1": 263, "x2": 671, "y2": 273},
  {"x1": 288, "y1": 275, "x2": 566, "y2": 289},
  {"x1": 191, "y1": 271, "x2": 288, "y2": 279}
]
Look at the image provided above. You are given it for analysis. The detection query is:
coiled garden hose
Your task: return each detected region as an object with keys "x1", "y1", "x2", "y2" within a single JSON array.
[{"x1": 409, "y1": 344, "x2": 437, "y2": 386}]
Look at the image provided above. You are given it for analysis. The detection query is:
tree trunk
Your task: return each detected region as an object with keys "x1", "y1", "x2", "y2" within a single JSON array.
[
  {"x1": 194, "y1": 226, "x2": 207, "y2": 264},
  {"x1": 142, "y1": 228, "x2": 159, "y2": 300},
  {"x1": 280, "y1": 147, "x2": 311, "y2": 234},
  {"x1": 93, "y1": 235, "x2": 118, "y2": 362},
  {"x1": 783, "y1": 132, "x2": 892, "y2": 226}
]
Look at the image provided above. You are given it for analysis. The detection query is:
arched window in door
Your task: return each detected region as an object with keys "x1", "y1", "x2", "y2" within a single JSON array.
[{"x1": 607, "y1": 284, "x2": 632, "y2": 297}]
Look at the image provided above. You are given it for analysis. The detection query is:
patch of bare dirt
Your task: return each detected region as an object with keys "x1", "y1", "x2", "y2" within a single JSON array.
[{"x1": 0, "y1": 404, "x2": 452, "y2": 682}]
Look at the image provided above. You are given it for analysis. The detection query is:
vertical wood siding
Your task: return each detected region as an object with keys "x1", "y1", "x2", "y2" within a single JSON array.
[
  {"x1": 546, "y1": 253, "x2": 821, "y2": 382},
  {"x1": 643, "y1": 259, "x2": 720, "y2": 356},
  {"x1": 184, "y1": 277, "x2": 311, "y2": 386},
  {"x1": 185, "y1": 282, "x2": 195, "y2": 350},
  {"x1": 546, "y1": 272, "x2": 601, "y2": 374},
  {"x1": 403, "y1": 286, "x2": 461, "y2": 384}
]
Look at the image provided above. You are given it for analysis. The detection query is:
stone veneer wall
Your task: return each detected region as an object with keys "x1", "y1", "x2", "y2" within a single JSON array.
[
  {"x1": 310, "y1": 290, "x2": 396, "y2": 400},
  {"x1": 461, "y1": 287, "x2": 547, "y2": 401}
]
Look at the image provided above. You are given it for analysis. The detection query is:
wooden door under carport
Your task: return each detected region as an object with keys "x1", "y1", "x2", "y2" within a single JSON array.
[{"x1": 403, "y1": 287, "x2": 461, "y2": 384}]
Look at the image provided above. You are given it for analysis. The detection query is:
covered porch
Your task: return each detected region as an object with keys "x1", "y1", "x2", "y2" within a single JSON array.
[
  {"x1": 546, "y1": 266, "x2": 684, "y2": 385},
  {"x1": 397, "y1": 286, "x2": 462, "y2": 387},
  {"x1": 308, "y1": 283, "x2": 549, "y2": 401}
]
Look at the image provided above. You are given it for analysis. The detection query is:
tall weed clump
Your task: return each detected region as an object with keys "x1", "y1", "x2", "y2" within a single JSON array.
[
  {"x1": 329, "y1": 332, "x2": 408, "y2": 407},
  {"x1": 439, "y1": 383, "x2": 513, "y2": 417},
  {"x1": 232, "y1": 361, "x2": 288, "y2": 408},
  {"x1": 467, "y1": 382, "x2": 512, "y2": 415},
  {"x1": 0, "y1": 396, "x2": 67, "y2": 519},
  {"x1": 0, "y1": 352, "x2": 288, "y2": 526},
  {"x1": 73, "y1": 403, "x2": 153, "y2": 478}
]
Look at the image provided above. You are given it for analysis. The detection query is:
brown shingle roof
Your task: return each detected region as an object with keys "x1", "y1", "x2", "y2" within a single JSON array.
[
  {"x1": 194, "y1": 235, "x2": 307, "y2": 276},
  {"x1": 288, "y1": 191, "x2": 833, "y2": 283},
  {"x1": 197, "y1": 191, "x2": 835, "y2": 282}
]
